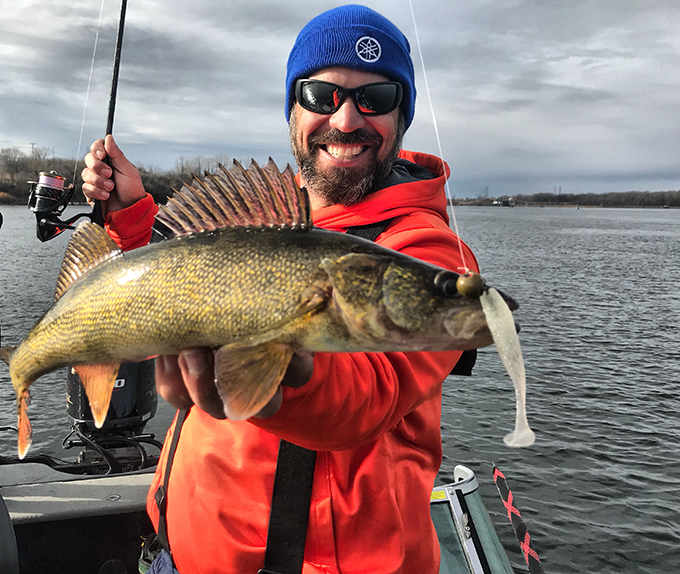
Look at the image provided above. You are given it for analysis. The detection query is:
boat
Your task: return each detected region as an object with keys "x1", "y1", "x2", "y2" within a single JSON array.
[
  {"x1": 0, "y1": 439, "x2": 518, "y2": 574},
  {"x1": 0, "y1": 371, "x2": 522, "y2": 574},
  {"x1": 432, "y1": 467, "x2": 516, "y2": 574},
  {"x1": 0, "y1": 360, "x2": 162, "y2": 574},
  {"x1": 0, "y1": 458, "x2": 156, "y2": 574}
]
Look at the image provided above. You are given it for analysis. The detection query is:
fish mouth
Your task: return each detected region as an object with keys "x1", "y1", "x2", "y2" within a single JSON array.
[
  {"x1": 484, "y1": 285, "x2": 522, "y2": 333},
  {"x1": 483, "y1": 286, "x2": 521, "y2": 333},
  {"x1": 441, "y1": 286, "x2": 521, "y2": 347}
]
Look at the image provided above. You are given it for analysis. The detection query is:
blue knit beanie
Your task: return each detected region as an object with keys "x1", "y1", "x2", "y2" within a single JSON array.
[{"x1": 285, "y1": 5, "x2": 416, "y2": 129}]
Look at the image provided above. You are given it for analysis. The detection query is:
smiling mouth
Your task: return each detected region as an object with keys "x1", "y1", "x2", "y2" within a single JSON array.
[{"x1": 323, "y1": 144, "x2": 368, "y2": 159}]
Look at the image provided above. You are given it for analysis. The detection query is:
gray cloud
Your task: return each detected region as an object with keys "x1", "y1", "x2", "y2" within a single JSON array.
[{"x1": 0, "y1": 0, "x2": 678, "y2": 196}]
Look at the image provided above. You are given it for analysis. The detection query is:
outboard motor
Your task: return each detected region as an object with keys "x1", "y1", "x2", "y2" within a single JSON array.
[{"x1": 63, "y1": 359, "x2": 161, "y2": 474}]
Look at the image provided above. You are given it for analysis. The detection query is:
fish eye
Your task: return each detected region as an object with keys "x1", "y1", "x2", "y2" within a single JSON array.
[{"x1": 434, "y1": 270, "x2": 460, "y2": 298}]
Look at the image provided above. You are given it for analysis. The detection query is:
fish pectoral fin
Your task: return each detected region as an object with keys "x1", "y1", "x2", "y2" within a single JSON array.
[
  {"x1": 73, "y1": 363, "x2": 120, "y2": 428},
  {"x1": 17, "y1": 389, "x2": 32, "y2": 460},
  {"x1": 214, "y1": 342, "x2": 294, "y2": 421}
]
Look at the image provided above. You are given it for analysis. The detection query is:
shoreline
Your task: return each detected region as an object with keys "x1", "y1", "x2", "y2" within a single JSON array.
[
  {"x1": 2, "y1": 200, "x2": 678, "y2": 210},
  {"x1": 449, "y1": 202, "x2": 679, "y2": 209}
]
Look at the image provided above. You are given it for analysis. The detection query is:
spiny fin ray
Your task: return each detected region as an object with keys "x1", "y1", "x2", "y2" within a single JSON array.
[
  {"x1": 55, "y1": 222, "x2": 124, "y2": 301},
  {"x1": 157, "y1": 159, "x2": 311, "y2": 237}
]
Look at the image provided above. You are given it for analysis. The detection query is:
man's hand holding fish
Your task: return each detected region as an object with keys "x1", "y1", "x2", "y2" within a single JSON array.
[{"x1": 154, "y1": 349, "x2": 315, "y2": 420}]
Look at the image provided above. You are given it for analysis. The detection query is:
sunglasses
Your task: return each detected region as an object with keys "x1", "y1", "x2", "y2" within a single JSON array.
[{"x1": 295, "y1": 79, "x2": 403, "y2": 116}]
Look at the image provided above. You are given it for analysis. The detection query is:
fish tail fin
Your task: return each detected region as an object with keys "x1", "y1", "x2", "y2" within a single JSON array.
[
  {"x1": 17, "y1": 389, "x2": 33, "y2": 459},
  {"x1": 73, "y1": 364, "x2": 120, "y2": 428},
  {"x1": 0, "y1": 345, "x2": 16, "y2": 366}
]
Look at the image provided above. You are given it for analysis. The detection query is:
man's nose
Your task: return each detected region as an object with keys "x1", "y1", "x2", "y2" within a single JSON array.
[{"x1": 328, "y1": 98, "x2": 366, "y2": 133}]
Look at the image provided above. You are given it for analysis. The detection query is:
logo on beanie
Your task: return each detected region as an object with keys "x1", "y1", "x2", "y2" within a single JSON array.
[{"x1": 355, "y1": 36, "x2": 381, "y2": 62}]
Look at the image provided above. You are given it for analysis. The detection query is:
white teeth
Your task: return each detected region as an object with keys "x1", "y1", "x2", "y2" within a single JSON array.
[{"x1": 326, "y1": 145, "x2": 364, "y2": 159}]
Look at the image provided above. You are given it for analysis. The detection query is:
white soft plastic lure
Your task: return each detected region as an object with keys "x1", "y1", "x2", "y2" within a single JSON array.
[{"x1": 480, "y1": 287, "x2": 536, "y2": 447}]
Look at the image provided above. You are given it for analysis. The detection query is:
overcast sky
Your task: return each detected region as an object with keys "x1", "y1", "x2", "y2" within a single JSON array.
[{"x1": 1, "y1": 0, "x2": 678, "y2": 197}]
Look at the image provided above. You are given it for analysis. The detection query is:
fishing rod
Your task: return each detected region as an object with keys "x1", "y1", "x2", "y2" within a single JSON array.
[
  {"x1": 27, "y1": 0, "x2": 129, "y2": 241},
  {"x1": 94, "y1": 0, "x2": 128, "y2": 226}
]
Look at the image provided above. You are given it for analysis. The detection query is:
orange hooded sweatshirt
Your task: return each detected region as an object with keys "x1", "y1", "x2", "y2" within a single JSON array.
[{"x1": 107, "y1": 150, "x2": 478, "y2": 574}]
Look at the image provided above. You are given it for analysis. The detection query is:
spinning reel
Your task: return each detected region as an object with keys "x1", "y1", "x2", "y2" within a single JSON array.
[{"x1": 27, "y1": 171, "x2": 98, "y2": 242}]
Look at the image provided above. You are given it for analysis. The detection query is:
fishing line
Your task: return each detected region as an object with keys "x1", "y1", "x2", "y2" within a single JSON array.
[
  {"x1": 72, "y1": 0, "x2": 107, "y2": 185},
  {"x1": 406, "y1": 0, "x2": 469, "y2": 273}
]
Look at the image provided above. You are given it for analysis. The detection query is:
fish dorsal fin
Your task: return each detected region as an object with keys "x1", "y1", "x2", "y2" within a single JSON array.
[
  {"x1": 54, "y1": 222, "x2": 124, "y2": 301},
  {"x1": 156, "y1": 158, "x2": 312, "y2": 237}
]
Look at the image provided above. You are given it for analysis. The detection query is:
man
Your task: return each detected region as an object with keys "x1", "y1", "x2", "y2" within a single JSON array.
[{"x1": 82, "y1": 5, "x2": 479, "y2": 573}]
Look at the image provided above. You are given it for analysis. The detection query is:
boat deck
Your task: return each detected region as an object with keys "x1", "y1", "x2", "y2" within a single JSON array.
[
  {"x1": 0, "y1": 463, "x2": 153, "y2": 524},
  {"x1": 0, "y1": 464, "x2": 154, "y2": 574}
]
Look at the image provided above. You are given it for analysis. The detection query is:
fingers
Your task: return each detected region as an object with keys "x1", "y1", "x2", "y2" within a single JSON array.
[
  {"x1": 102, "y1": 133, "x2": 123, "y2": 162},
  {"x1": 156, "y1": 350, "x2": 226, "y2": 419},
  {"x1": 81, "y1": 135, "x2": 146, "y2": 213},
  {"x1": 155, "y1": 355, "x2": 194, "y2": 412},
  {"x1": 178, "y1": 349, "x2": 227, "y2": 419},
  {"x1": 255, "y1": 352, "x2": 315, "y2": 419},
  {"x1": 281, "y1": 352, "x2": 315, "y2": 388},
  {"x1": 82, "y1": 139, "x2": 113, "y2": 203},
  {"x1": 155, "y1": 350, "x2": 315, "y2": 420},
  {"x1": 253, "y1": 388, "x2": 283, "y2": 419},
  {"x1": 156, "y1": 351, "x2": 226, "y2": 419}
]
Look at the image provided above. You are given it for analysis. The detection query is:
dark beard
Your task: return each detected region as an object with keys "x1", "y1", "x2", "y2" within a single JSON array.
[{"x1": 289, "y1": 108, "x2": 405, "y2": 206}]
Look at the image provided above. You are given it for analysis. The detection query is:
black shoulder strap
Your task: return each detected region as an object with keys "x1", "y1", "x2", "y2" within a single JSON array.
[
  {"x1": 154, "y1": 409, "x2": 189, "y2": 558},
  {"x1": 450, "y1": 348, "x2": 477, "y2": 376},
  {"x1": 259, "y1": 441, "x2": 317, "y2": 574},
  {"x1": 345, "y1": 219, "x2": 393, "y2": 242},
  {"x1": 152, "y1": 410, "x2": 316, "y2": 574}
]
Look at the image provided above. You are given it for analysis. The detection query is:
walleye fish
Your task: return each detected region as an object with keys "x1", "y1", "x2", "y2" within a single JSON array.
[{"x1": 0, "y1": 159, "x2": 518, "y2": 458}]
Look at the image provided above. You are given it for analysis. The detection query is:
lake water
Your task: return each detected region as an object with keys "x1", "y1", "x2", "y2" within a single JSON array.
[{"x1": 0, "y1": 204, "x2": 678, "y2": 573}]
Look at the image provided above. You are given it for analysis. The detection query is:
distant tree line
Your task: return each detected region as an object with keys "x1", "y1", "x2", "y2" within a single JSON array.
[
  {"x1": 513, "y1": 190, "x2": 680, "y2": 208},
  {"x1": 0, "y1": 147, "x2": 240, "y2": 206}
]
